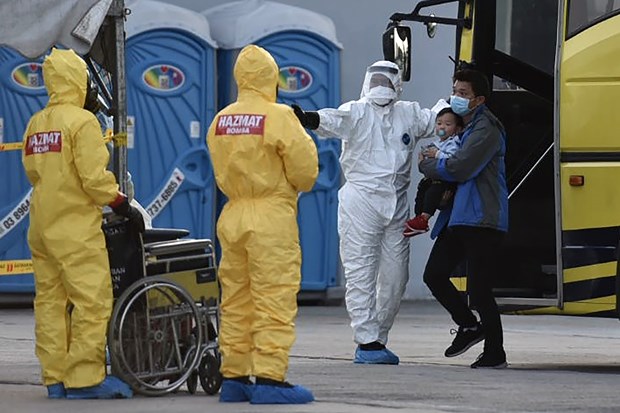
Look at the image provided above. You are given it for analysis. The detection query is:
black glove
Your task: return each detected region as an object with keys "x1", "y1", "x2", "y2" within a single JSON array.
[
  {"x1": 112, "y1": 196, "x2": 146, "y2": 234},
  {"x1": 291, "y1": 104, "x2": 320, "y2": 130},
  {"x1": 126, "y1": 205, "x2": 146, "y2": 234},
  {"x1": 111, "y1": 195, "x2": 130, "y2": 216}
]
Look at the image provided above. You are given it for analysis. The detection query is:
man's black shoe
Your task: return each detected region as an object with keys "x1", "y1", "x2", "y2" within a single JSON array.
[
  {"x1": 470, "y1": 352, "x2": 508, "y2": 369},
  {"x1": 444, "y1": 323, "x2": 484, "y2": 357}
]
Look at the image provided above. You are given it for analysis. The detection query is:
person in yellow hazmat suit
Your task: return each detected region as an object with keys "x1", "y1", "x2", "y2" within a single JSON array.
[
  {"x1": 22, "y1": 48, "x2": 143, "y2": 400},
  {"x1": 206, "y1": 45, "x2": 318, "y2": 405}
]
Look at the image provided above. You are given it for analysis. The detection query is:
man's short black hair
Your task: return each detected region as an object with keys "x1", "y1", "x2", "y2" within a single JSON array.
[
  {"x1": 436, "y1": 107, "x2": 464, "y2": 127},
  {"x1": 453, "y1": 69, "x2": 490, "y2": 100}
]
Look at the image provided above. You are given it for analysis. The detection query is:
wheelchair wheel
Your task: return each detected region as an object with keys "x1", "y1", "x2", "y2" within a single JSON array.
[
  {"x1": 186, "y1": 370, "x2": 198, "y2": 394},
  {"x1": 183, "y1": 343, "x2": 200, "y2": 395},
  {"x1": 198, "y1": 350, "x2": 222, "y2": 395},
  {"x1": 108, "y1": 276, "x2": 203, "y2": 396}
]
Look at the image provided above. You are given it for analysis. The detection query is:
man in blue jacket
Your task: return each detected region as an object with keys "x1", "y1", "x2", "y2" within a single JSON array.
[{"x1": 419, "y1": 68, "x2": 508, "y2": 369}]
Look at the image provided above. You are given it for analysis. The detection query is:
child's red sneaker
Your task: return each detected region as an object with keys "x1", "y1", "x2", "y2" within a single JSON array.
[{"x1": 403, "y1": 215, "x2": 429, "y2": 237}]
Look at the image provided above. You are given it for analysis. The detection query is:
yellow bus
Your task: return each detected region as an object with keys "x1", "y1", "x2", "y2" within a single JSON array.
[{"x1": 385, "y1": 0, "x2": 620, "y2": 317}]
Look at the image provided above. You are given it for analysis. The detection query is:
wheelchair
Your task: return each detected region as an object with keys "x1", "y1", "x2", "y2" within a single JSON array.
[{"x1": 103, "y1": 216, "x2": 223, "y2": 396}]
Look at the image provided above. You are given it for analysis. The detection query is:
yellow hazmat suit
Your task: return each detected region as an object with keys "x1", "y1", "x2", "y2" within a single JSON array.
[
  {"x1": 207, "y1": 45, "x2": 318, "y2": 381},
  {"x1": 22, "y1": 49, "x2": 122, "y2": 388}
]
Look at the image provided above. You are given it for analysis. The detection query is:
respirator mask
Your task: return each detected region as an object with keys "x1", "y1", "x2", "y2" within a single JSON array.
[{"x1": 84, "y1": 72, "x2": 101, "y2": 114}]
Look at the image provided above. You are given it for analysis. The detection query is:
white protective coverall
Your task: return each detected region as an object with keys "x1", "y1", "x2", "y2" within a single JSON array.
[{"x1": 315, "y1": 61, "x2": 445, "y2": 345}]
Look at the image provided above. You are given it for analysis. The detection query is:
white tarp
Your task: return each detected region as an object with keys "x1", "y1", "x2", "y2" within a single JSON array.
[{"x1": 0, "y1": 0, "x2": 113, "y2": 58}]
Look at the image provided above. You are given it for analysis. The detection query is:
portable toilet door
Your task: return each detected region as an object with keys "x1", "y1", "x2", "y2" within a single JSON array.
[
  {"x1": 125, "y1": 0, "x2": 218, "y2": 241},
  {"x1": 0, "y1": 47, "x2": 48, "y2": 295},
  {"x1": 204, "y1": 0, "x2": 343, "y2": 300}
]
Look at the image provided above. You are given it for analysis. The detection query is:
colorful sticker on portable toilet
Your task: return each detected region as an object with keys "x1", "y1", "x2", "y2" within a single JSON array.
[
  {"x1": 142, "y1": 64, "x2": 185, "y2": 91},
  {"x1": 11, "y1": 62, "x2": 44, "y2": 89},
  {"x1": 278, "y1": 66, "x2": 312, "y2": 93}
]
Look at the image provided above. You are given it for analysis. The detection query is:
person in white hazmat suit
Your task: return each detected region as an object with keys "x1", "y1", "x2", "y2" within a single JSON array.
[{"x1": 293, "y1": 60, "x2": 447, "y2": 364}]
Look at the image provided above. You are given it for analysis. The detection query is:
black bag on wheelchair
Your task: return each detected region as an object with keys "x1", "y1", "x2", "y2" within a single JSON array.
[{"x1": 103, "y1": 218, "x2": 143, "y2": 299}]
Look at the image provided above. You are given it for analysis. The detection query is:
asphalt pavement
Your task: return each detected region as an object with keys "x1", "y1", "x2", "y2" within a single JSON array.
[{"x1": 1, "y1": 301, "x2": 620, "y2": 412}]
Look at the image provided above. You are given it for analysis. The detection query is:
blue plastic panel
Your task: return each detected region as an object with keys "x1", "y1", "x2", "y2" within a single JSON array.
[
  {"x1": 126, "y1": 29, "x2": 217, "y2": 240},
  {"x1": 216, "y1": 31, "x2": 342, "y2": 292},
  {"x1": 0, "y1": 48, "x2": 48, "y2": 293}
]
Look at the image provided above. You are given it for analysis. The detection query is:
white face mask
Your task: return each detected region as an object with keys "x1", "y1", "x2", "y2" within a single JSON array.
[
  {"x1": 371, "y1": 97, "x2": 392, "y2": 106},
  {"x1": 367, "y1": 86, "x2": 396, "y2": 107}
]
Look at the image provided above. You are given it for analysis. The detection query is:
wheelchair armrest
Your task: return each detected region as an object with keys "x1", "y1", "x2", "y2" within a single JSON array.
[
  {"x1": 143, "y1": 228, "x2": 190, "y2": 243},
  {"x1": 144, "y1": 239, "x2": 214, "y2": 256},
  {"x1": 144, "y1": 238, "x2": 216, "y2": 276}
]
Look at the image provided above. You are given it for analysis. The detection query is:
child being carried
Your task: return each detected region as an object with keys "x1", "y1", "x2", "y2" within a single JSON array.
[{"x1": 404, "y1": 107, "x2": 464, "y2": 237}]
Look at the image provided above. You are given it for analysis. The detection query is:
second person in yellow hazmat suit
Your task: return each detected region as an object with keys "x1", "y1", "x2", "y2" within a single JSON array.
[
  {"x1": 207, "y1": 45, "x2": 318, "y2": 405},
  {"x1": 22, "y1": 48, "x2": 140, "y2": 400}
]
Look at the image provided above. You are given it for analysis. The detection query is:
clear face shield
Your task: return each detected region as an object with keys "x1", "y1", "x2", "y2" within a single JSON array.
[
  {"x1": 364, "y1": 64, "x2": 400, "y2": 107},
  {"x1": 369, "y1": 73, "x2": 395, "y2": 90}
]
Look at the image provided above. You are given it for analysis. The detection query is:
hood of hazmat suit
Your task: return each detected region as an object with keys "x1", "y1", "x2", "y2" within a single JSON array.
[
  {"x1": 22, "y1": 48, "x2": 120, "y2": 389},
  {"x1": 207, "y1": 45, "x2": 318, "y2": 382},
  {"x1": 360, "y1": 60, "x2": 402, "y2": 107}
]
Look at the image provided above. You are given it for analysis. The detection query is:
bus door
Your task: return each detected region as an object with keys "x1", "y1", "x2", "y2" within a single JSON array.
[
  {"x1": 456, "y1": 0, "x2": 620, "y2": 315},
  {"x1": 454, "y1": 0, "x2": 559, "y2": 310},
  {"x1": 558, "y1": 0, "x2": 620, "y2": 317}
]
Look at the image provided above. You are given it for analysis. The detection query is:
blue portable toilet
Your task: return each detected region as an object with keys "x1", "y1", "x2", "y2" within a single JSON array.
[
  {"x1": 0, "y1": 48, "x2": 47, "y2": 295},
  {"x1": 124, "y1": 0, "x2": 218, "y2": 241},
  {"x1": 203, "y1": 0, "x2": 343, "y2": 301}
]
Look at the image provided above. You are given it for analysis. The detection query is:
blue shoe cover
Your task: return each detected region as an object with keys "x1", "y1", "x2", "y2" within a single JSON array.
[
  {"x1": 383, "y1": 347, "x2": 401, "y2": 364},
  {"x1": 47, "y1": 383, "x2": 66, "y2": 399},
  {"x1": 250, "y1": 383, "x2": 314, "y2": 404},
  {"x1": 219, "y1": 380, "x2": 254, "y2": 402},
  {"x1": 354, "y1": 347, "x2": 399, "y2": 365},
  {"x1": 66, "y1": 376, "x2": 133, "y2": 399}
]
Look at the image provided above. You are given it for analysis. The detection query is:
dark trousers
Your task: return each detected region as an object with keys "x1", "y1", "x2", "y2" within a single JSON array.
[
  {"x1": 422, "y1": 225, "x2": 505, "y2": 354},
  {"x1": 414, "y1": 178, "x2": 455, "y2": 216}
]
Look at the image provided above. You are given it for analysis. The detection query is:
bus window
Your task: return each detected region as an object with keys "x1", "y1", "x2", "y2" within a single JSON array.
[
  {"x1": 495, "y1": 0, "x2": 557, "y2": 75},
  {"x1": 568, "y1": 0, "x2": 620, "y2": 37}
]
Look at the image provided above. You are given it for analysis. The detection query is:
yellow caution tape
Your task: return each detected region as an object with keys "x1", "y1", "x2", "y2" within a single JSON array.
[
  {"x1": 111, "y1": 132, "x2": 128, "y2": 146},
  {"x1": 0, "y1": 260, "x2": 33, "y2": 276},
  {"x1": 0, "y1": 142, "x2": 23, "y2": 152},
  {"x1": 103, "y1": 132, "x2": 127, "y2": 146},
  {"x1": 103, "y1": 129, "x2": 114, "y2": 143}
]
